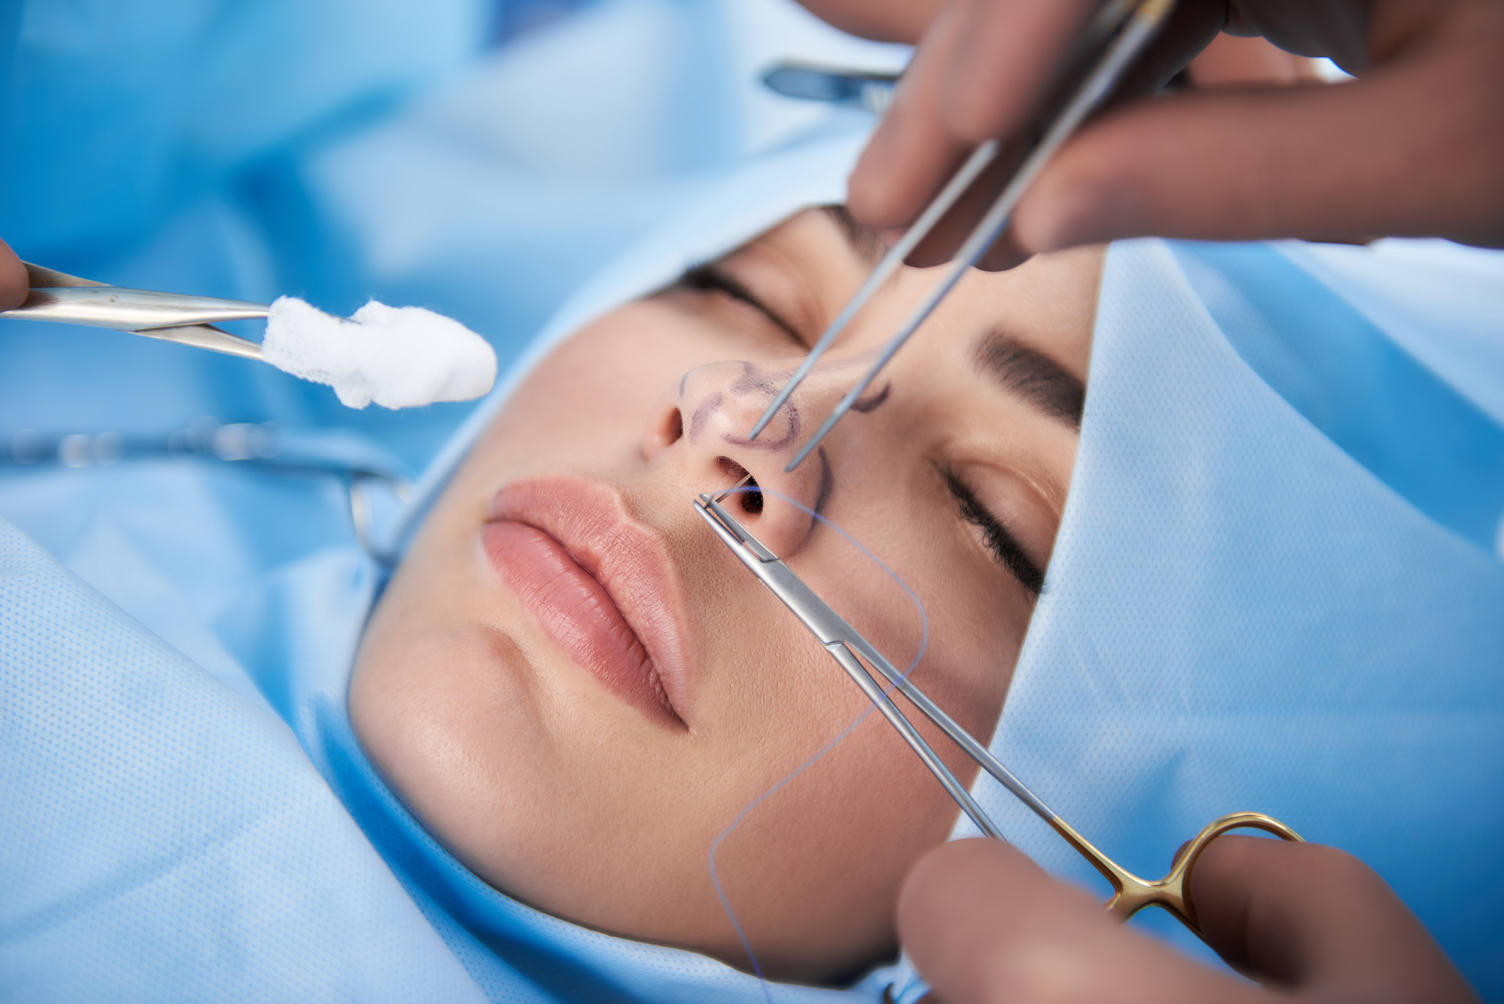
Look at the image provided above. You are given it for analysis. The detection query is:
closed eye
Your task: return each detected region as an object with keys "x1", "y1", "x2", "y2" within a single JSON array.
[
  {"x1": 944, "y1": 467, "x2": 1044, "y2": 596},
  {"x1": 679, "y1": 263, "x2": 806, "y2": 347}
]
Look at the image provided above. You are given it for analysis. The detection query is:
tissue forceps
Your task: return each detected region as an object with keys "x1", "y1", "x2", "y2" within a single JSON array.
[
  {"x1": 0, "y1": 262, "x2": 268, "y2": 360},
  {"x1": 749, "y1": 0, "x2": 1174, "y2": 471},
  {"x1": 694, "y1": 493, "x2": 1303, "y2": 933}
]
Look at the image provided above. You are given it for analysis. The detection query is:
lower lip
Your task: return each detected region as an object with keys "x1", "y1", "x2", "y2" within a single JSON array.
[{"x1": 482, "y1": 519, "x2": 679, "y2": 726}]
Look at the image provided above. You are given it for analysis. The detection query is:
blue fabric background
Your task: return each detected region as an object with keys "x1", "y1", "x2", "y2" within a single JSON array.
[{"x1": 3, "y1": 1, "x2": 1501, "y2": 1000}]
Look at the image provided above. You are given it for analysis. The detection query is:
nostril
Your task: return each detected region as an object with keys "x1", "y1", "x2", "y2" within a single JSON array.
[
  {"x1": 663, "y1": 407, "x2": 684, "y2": 446},
  {"x1": 717, "y1": 457, "x2": 764, "y2": 515},
  {"x1": 741, "y1": 478, "x2": 763, "y2": 515}
]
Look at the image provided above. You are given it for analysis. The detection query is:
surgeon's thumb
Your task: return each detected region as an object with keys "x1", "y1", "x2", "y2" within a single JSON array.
[
  {"x1": 1188, "y1": 836, "x2": 1479, "y2": 1003},
  {"x1": 0, "y1": 239, "x2": 26, "y2": 311},
  {"x1": 897, "y1": 838, "x2": 1266, "y2": 1004}
]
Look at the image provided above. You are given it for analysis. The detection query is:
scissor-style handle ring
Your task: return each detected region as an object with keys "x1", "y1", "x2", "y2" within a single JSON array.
[{"x1": 1104, "y1": 811, "x2": 1304, "y2": 933}]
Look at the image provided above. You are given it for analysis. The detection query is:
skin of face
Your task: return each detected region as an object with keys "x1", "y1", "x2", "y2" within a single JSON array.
[{"x1": 350, "y1": 208, "x2": 1101, "y2": 982}]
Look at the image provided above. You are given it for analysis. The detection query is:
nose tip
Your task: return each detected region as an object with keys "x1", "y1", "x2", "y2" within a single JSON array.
[
  {"x1": 643, "y1": 360, "x2": 837, "y2": 556},
  {"x1": 690, "y1": 385, "x2": 802, "y2": 452}
]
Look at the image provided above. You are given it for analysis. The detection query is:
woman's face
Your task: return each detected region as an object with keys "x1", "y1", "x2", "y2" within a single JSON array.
[{"x1": 351, "y1": 208, "x2": 1100, "y2": 981}]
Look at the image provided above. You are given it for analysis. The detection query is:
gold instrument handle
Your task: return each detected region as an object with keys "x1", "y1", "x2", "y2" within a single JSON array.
[
  {"x1": 1104, "y1": 812, "x2": 1304, "y2": 930},
  {"x1": 1041, "y1": 810, "x2": 1303, "y2": 933}
]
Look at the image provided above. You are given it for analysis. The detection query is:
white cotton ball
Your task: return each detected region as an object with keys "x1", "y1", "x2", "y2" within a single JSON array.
[{"x1": 262, "y1": 296, "x2": 497, "y2": 409}]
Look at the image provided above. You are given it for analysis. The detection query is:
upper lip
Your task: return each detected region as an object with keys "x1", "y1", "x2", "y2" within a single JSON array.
[{"x1": 486, "y1": 475, "x2": 695, "y2": 722}]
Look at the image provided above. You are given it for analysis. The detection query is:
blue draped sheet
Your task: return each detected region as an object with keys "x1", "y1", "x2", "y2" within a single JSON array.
[{"x1": 3, "y1": 1, "x2": 1503, "y2": 999}]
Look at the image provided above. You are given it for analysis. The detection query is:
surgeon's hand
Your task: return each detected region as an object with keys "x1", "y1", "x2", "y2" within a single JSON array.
[
  {"x1": 898, "y1": 835, "x2": 1480, "y2": 1004},
  {"x1": 813, "y1": 0, "x2": 1504, "y2": 268},
  {"x1": 0, "y1": 239, "x2": 26, "y2": 311}
]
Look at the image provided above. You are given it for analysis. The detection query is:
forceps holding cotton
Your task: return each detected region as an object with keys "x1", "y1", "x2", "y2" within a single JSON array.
[
  {"x1": 709, "y1": 0, "x2": 1304, "y2": 938},
  {"x1": 0, "y1": 262, "x2": 496, "y2": 410}
]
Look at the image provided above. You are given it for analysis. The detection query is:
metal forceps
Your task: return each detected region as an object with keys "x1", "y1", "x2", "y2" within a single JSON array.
[
  {"x1": 694, "y1": 493, "x2": 1302, "y2": 933},
  {"x1": 749, "y1": 0, "x2": 1174, "y2": 471},
  {"x1": 1, "y1": 261, "x2": 269, "y2": 360}
]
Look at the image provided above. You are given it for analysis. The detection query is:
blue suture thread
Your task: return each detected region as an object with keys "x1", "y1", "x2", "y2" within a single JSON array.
[{"x1": 705, "y1": 487, "x2": 929, "y2": 1002}]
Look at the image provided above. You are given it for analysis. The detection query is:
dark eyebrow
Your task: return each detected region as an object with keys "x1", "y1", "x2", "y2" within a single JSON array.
[
  {"x1": 821, "y1": 205, "x2": 889, "y2": 267},
  {"x1": 973, "y1": 331, "x2": 1085, "y2": 429}
]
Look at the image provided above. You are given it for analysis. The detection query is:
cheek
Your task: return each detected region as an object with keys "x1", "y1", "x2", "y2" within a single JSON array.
[
  {"x1": 702, "y1": 646, "x2": 966, "y2": 977},
  {"x1": 915, "y1": 567, "x2": 1029, "y2": 743},
  {"x1": 350, "y1": 623, "x2": 559, "y2": 859},
  {"x1": 498, "y1": 311, "x2": 712, "y2": 455},
  {"x1": 497, "y1": 357, "x2": 651, "y2": 461},
  {"x1": 694, "y1": 540, "x2": 999, "y2": 975},
  {"x1": 709, "y1": 610, "x2": 1020, "y2": 976}
]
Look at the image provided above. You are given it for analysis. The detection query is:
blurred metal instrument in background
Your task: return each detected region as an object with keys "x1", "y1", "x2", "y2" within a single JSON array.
[{"x1": 761, "y1": 61, "x2": 899, "y2": 115}]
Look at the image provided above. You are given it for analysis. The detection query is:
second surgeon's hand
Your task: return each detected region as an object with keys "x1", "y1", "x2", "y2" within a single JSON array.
[
  {"x1": 0, "y1": 240, "x2": 26, "y2": 311},
  {"x1": 898, "y1": 835, "x2": 1479, "y2": 1004},
  {"x1": 839, "y1": 0, "x2": 1504, "y2": 268}
]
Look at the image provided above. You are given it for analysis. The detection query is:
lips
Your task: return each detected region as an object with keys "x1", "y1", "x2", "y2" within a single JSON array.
[{"x1": 482, "y1": 476, "x2": 692, "y2": 727}]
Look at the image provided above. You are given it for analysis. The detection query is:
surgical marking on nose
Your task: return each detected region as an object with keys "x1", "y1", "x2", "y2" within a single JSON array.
[
  {"x1": 725, "y1": 408, "x2": 800, "y2": 451},
  {"x1": 814, "y1": 447, "x2": 834, "y2": 517},
  {"x1": 800, "y1": 447, "x2": 837, "y2": 550},
  {"x1": 850, "y1": 381, "x2": 891, "y2": 414},
  {"x1": 724, "y1": 362, "x2": 801, "y2": 450},
  {"x1": 730, "y1": 361, "x2": 787, "y2": 398},
  {"x1": 688, "y1": 392, "x2": 723, "y2": 443}
]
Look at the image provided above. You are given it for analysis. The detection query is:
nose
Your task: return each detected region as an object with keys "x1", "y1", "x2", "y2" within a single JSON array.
[{"x1": 641, "y1": 358, "x2": 861, "y2": 556}]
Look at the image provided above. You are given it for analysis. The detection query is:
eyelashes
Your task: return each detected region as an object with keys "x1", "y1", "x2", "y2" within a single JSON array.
[
  {"x1": 943, "y1": 467, "x2": 1044, "y2": 596},
  {"x1": 679, "y1": 263, "x2": 807, "y2": 347}
]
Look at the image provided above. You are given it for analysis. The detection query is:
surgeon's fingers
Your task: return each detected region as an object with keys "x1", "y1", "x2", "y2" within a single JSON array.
[
  {"x1": 898, "y1": 838, "x2": 1269, "y2": 1004},
  {"x1": 790, "y1": 0, "x2": 944, "y2": 44},
  {"x1": 0, "y1": 239, "x2": 26, "y2": 311},
  {"x1": 852, "y1": 0, "x2": 1225, "y2": 270},
  {"x1": 1189, "y1": 836, "x2": 1480, "y2": 1003},
  {"x1": 1012, "y1": 3, "x2": 1504, "y2": 252},
  {"x1": 900, "y1": 836, "x2": 1479, "y2": 1004},
  {"x1": 849, "y1": 0, "x2": 1099, "y2": 231},
  {"x1": 849, "y1": 3, "x2": 980, "y2": 235}
]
